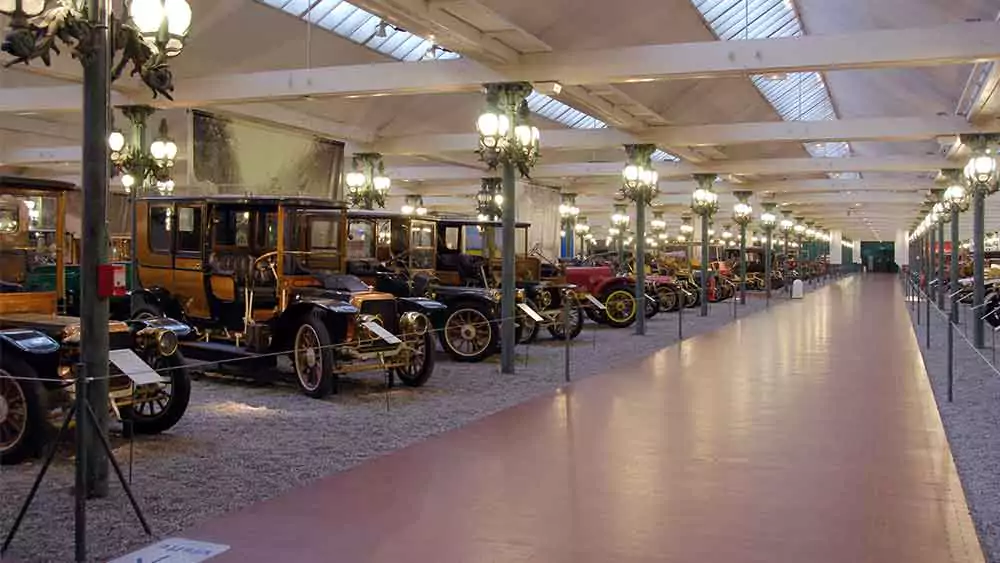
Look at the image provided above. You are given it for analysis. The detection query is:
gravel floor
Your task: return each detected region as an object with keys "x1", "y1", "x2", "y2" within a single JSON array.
[
  {"x1": 0, "y1": 276, "x2": 840, "y2": 562},
  {"x1": 905, "y1": 283, "x2": 1000, "y2": 563}
]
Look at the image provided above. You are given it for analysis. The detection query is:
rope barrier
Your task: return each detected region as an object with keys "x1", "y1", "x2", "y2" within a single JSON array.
[{"x1": 909, "y1": 281, "x2": 1000, "y2": 380}]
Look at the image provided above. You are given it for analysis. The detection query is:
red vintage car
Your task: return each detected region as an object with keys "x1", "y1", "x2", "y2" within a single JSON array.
[{"x1": 564, "y1": 263, "x2": 638, "y2": 328}]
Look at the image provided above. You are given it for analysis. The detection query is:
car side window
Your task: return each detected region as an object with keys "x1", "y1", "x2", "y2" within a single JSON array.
[
  {"x1": 148, "y1": 205, "x2": 172, "y2": 253},
  {"x1": 176, "y1": 206, "x2": 202, "y2": 253}
]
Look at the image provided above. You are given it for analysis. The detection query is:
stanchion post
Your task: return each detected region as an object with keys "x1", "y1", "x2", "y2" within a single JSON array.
[{"x1": 563, "y1": 291, "x2": 571, "y2": 383}]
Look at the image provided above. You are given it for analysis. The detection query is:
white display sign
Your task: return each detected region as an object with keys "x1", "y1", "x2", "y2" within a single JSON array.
[
  {"x1": 109, "y1": 349, "x2": 162, "y2": 386},
  {"x1": 584, "y1": 294, "x2": 607, "y2": 310},
  {"x1": 363, "y1": 321, "x2": 402, "y2": 345},
  {"x1": 109, "y1": 538, "x2": 230, "y2": 563},
  {"x1": 517, "y1": 302, "x2": 544, "y2": 322}
]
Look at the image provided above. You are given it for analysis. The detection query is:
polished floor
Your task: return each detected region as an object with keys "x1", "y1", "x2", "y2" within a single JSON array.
[{"x1": 180, "y1": 275, "x2": 983, "y2": 563}]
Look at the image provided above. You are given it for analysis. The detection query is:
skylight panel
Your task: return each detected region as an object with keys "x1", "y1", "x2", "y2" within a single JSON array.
[
  {"x1": 692, "y1": 0, "x2": 855, "y2": 172},
  {"x1": 652, "y1": 150, "x2": 680, "y2": 162}
]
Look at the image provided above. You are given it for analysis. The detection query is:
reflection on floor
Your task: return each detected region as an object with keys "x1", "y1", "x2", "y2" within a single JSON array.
[{"x1": 174, "y1": 275, "x2": 985, "y2": 563}]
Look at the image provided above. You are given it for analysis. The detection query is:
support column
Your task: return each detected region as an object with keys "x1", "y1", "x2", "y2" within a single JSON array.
[
  {"x1": 635, "y1": 199, "x2": 646, "y2": 336},
  {"x1": 82, "y1": 0, "x2": 111, "y2": 498},
  {"x1": 739, "y1": 223, "x2": 747, "y2": 305},
  {"x1": 951, "y1": 208, "x2": 960, "y2": 322},
  {"x1": 764, "y1": 230, "x2": 773, "y2": 301},
  {"x1": 938, "y1": 220, "x2": 946, "y2": 310},
  {"x1": 974, "y1": 188, "x2": 985, "y2": 348},
  {"x1": 501, "y1": 161, "x2": 516, "y2": 373},
  {"x1": 700, "y1": 216, "x2": 709, "y2": 317},
  {"x1": 929, "y1": 226, "x2": 937, "y2": 303}
]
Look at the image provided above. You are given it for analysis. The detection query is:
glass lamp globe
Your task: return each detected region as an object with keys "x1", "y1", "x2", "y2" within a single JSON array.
[
  {"x1": 345, "y1": 171, "x2": 366, "y2": 189},
  {"x1": 416, "y1": 206, "x2": 428, "y2": 216},
  {"x1": 108, "y1": 131, "x2": 126, "y2": 153},
  {"x1": 965, "y1": 152, "x2": 998, "y2": 187},
  {"x1": 761, "y1": 212, "x2": 777, "y2": 227},
  {"x1": 401, "y1": 204, "x2": 415, "y2": 215},
  {"x1": 514, "y1": 124, "x2": 533, "y2": 148},
  {"x1": 494, "y1": 193, "x2": 503, "y2": 205},
  {"x1": 680, "y1": 224, "x2": 694, "y2": 235},
  {"x1": 944, "y1": 184, "x2": 966, "y2": 207},
  {"x1": 373, "y1": 175, "x2": 391, "y2": 193},
  {"x1": 163, "y1": 139, "x2": 178, "y2": 161},
  {"x1": 150, "y1": 139, "x2": 167, "y2": 160},
  {"x1": 121, "y1": 173, "x2": 136, "y2": 193}
]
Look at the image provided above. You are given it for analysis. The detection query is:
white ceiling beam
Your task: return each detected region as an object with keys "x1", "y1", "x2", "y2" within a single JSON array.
[
  {"x1": 375, "y1": 116, "x2": 993, "y2": 155},
  {"x1": 115, "y1": 21, "x2": 1000, "y2": 108}
]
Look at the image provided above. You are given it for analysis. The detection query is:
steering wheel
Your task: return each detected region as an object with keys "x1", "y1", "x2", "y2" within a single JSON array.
[
  {"x1": 386, "y1": 249, "x2": 411, "y2": 275},
  {"x1": 251, "y1": 251, "x2": 279, "y2": 286}
]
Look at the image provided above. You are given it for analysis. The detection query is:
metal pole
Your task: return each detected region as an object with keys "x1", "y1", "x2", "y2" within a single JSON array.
[
  {"x1": 563, "y1": 292, "x2": 571, "y2": 383},
  {"x1": 926, "y1": 233, "x2": 931, "y2": 349},
  {"x1": 635, "y1": 197, "x2": 646, "y2": 335},
  {"x1": 974, "y1": 188, "x2": 986, "y2": 348},
  {"x1": 739, "y1": 223, "x2": 747, "y2": 305},
  {"x1": 122, "y1": 106, "x2": 153, "y2": 304},
  {"x1": 917, "y1": 237, "x2": 922, "y2": 325},
  {"x1": 500, "y1": 160, "x2": 516, "y2": 374},
  {"x1": 938, "y1": 220, "x2": 946, "y2": 310},
  {"x1": 765, "y1": 229, "x2": 772, "y2": 305},
  {"x1": 929, "y1": 226, "x2": 937, "y2": 305},
  {"x1": 74, "y1": 368, "x2": 87, "y2": 562},
  {"x1": 950, "y1": 207, "x2": 959, "y2": 402},
  {"x1": 82, "y1": 0, "x2": 111, "y2": 498},
  {"x1": 784, "y1": 232, "x2": 789, "y2": 297},
  {"x1": 700, "y1": 215, "x2": 709, "y2": 317}
]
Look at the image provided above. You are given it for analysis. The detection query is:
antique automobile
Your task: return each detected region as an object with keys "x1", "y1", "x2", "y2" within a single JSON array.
[
  {"x1": 563, "y1": 254, "x2": 639, "y2": 329},
  {"x1": 432, "y1": 217, "x2": 584, "y2": 343},
  {"x1": 0, "y1": 177, "x2": 191, "y2": 465},
  {"x1": 130, "y1": 196, "x2": 442, "y2": 397},
  {"x1": 344, "y1": 210, "x2": 530, "y2": 361}
]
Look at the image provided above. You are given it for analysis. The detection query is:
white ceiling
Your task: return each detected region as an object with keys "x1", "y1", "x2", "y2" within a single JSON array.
[{"x1": 0, "y1": 0, "x2": 998, "y2": 242}]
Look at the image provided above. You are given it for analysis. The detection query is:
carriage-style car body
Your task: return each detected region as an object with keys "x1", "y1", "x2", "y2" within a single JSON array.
[
  {"x1": 0, "y1": 177, "x2": 191, "y2": 465},
  {"x1": 130, "y1": 196, "x2": 443, "y2": 397}
]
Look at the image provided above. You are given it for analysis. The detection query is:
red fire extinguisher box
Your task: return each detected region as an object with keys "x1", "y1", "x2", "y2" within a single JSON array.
[{"x1": 97, "y1": 264, "x2": 127, "y2": 298}]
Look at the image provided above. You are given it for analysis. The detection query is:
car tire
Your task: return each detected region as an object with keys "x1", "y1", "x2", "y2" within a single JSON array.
[
  {"x1": 547, "y1": 300, "x2": 584, "y2": 340},
  {"x1": 440, "y1": 301, "x2": 498, "y2": 363},
  {"x1": 122, "y1": 350, "x2": 191, "y2": 435},
  {"x1": 644, "y1": 292, "x2": 659, "y2": 319},
  {"x1": 518, "y1": 298, "x2": 541, "y2": 344},
  {"x1": 394, "y1": 331, "x2": 435, "y2": 387},
  {"x1": 293, "y1": 313, "x2": 337, "y2": 398},
  {"x1": 601, "y1": 287, "x2": 638, "y2": 329},
  {"x1": 657, "y1": 285, "x2": 680, "y2": 312},
  {"x1": 0, "y1": 356, "x2": 47, "y2": 466}
]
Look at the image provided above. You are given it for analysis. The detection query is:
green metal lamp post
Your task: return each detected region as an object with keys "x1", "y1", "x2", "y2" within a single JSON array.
[
  {"x1": 559, "y1": 193, "x2": 580, "y2": 258},
  {"x1": 943, "y1": 171, "x2": 969, "y2": 328},
  {"x1": 476, "y1": 83, "x2": 539, "y2": 374},
  {"x1": 961, "y1": 136, "x2": 999, "y2": 348},
  {"x1": 109, "y1": 107, "x2": 178, "y2": 297},
  {"x1": 680, "y1": 215, "x2": 695, "y2": 271},
  {"x1": 610, "y1": 204, "x2": 630, "y2": 265},
  {"x1": 780, "y1": 213, "x2": 794, "y2": 275},
  {"x1": 620, "y1": 144, "x2": 659, "y2": 336},
  {"x1": 732, "y1": 191, "x2": 753, "y2": 305},
  {"x1": 691, "y1": 174, "x2": 719, "y2": 317},
  {"x1": 760, "y1": 204, "x2": 778, "y2": 304},
  {"x1": 575, "y1": 216, "x2": 590, "y2": 257}
]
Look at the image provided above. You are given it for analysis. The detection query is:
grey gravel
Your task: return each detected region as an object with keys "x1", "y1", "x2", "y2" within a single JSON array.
[
  {"x1": 906, "y1": 288, "x2": 1000, "y2": 563},
  {"x1": 0, "y1": 276, "x2": 839, "y2": 562}
]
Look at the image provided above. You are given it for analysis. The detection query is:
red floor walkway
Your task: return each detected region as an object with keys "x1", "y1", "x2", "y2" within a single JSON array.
[{"x1": 181, "y1": 276, "x2": 984, "y2": 562}]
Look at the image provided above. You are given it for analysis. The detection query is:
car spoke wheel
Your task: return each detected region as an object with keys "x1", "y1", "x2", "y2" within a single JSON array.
[
  {"x1": 295, "y1": 324, "x2": 324, "y2": 393},
  {"x1": 394, "y1": 332, "x2": 435, "y2": 387},
  {"x1": 0, "y1": 372, "x2": 27, "y2": 454},
  {"x1": 518, "y1": 298, "x2": 540, "y2": 344},
  {"x1": 548, "y1": 301, "x2": 584, "y2": 340},
  {"x1": 603, "y1": 289, "x2": 637, "y2": 328},
  {"x1": 123, "y1": 351, "x2": 192, "y2": 435},
  {"x1": 445, "y1": 308, "x2": 493, "y2": 359},
  {"x1": 657, "y1": 286, "x2": 679, "y2": 312}
]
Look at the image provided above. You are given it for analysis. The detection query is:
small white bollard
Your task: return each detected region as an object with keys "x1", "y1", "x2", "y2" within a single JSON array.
[{"x1": 791, "y1": 279, "x2": 804, "y2": 299}]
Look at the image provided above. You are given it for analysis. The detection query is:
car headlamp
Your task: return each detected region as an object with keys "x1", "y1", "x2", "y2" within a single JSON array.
[
  {"x1": 400, "y1": 311, "x2": 430, "y2": 336},
  {"x1": 155, "y1": 329, "x2": 178, "y2": 356}
]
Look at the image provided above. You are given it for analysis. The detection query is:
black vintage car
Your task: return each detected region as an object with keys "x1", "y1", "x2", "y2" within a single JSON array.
[
  {"x1": 345, "y1": 210, "x2": 514, "y2": 362},
  {"x1": 130, "y1": 196, "x2": 444, "y2": 398},
  {"x1": 0, "y1": 177, "x2": 191, "y2": 465}
]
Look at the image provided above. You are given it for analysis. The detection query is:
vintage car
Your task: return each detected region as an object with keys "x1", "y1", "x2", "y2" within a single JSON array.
[
  {"x1": 344, "y1": 210, "x2": 525, "y2": 361},
  {"x1": 130, "y1": 196, "x2": 443, "y2": 397},
  {"x1": 0, "y1": 177, "x2": 191, "y2": 465},
  {"x1": 562, "y1": 254, "x2": 639, "y2": 329},
  {"x1": 432, "y1": 217, "x2": 584, "y2": 343}
]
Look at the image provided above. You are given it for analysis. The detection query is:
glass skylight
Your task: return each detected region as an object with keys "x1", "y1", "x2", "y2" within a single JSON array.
[
  {"x1": 692, "y1": 0, "x2": 855, "y2": 168},
  {"x1": 257, "y1": 0, "x2": 460, "y2": 61},
  {"x1": 257, "y1": 0, "x2": 679, "y2": 160}
]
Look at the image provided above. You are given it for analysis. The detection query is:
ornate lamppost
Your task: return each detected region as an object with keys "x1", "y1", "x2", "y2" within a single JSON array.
[
  {"x1": 476, "y1": 177, "x2": 503, "y2": 222},
  {"x1": 620, "y1": 144, "x2": 659, "y2": 335},
  {"x1": 109, "y1": 108, "x2": 177, "y2": 294},
  {"x1": 476, "y1": 82, "x2": 538, "y2": 374},
  {"x1": 0, "y1": 0, "x2": 191, "y2": 507},
  {"x1": 760, "y1": 203, "x2": 778, "y2": 303},
  {"x1": 559, "y1": 193, "x2": 579, "y2": 258},
  {"x1": 610, "y1": 204, "x2": 630, "y2": 266},
  {"x1": 691, "y1": 174, "x2": 719, "y2": 317},
  {"x1": 575, "y1": 217, "x2": 590, "y2": 258},
  {"x1": 733, "y1": 191, "x2": 753, "y2": 305},
  {"x1": 680, "y1": 215, "x2": 695, "y2": 271},
  {"x1": 401, "y1": 194, "x2": 428, "y2": 216},
  {"x1": 943, "y1": 171, "x2": 969, "y2": 332},
  {"x1": 345, "y1": 153, "x2": 391, "y2": 210},
  {"x1": 962, "y1": 134, "x2": 999, "y2": 348}
]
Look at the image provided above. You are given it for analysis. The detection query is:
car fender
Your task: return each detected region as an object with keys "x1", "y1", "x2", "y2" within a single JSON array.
[
  {"x1": 130, "y1": 287, "x2": 186, "y2": 321},
  {"x1": 398, "y1": 297, "x2": 448, "y2": 326},
  {"x1": 127, "y1": 317, "x2": 193, "y2": 339},
  {"x1": 0, "y1": 329, "x2": 60, "y2": 355},
  {"x1": 593, "y1": 277, "x2": 633, "y2": 297}
]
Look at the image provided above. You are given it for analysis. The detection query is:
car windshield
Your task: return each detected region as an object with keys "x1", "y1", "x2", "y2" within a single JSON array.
[
  {"x1": 409, "y1": 219, "x2": 435, "y2": 270},
  {"x1": 288, "y1": 213, "x2": 342, "y2": 274},
  {"x1": 0, "y1": 193, "x2": 62, "y2": 288}
]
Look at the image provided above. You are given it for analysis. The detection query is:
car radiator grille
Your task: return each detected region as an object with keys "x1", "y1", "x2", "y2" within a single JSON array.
[{"x1": 361, "y1": 300, "x2": 398, "y2": 336}]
